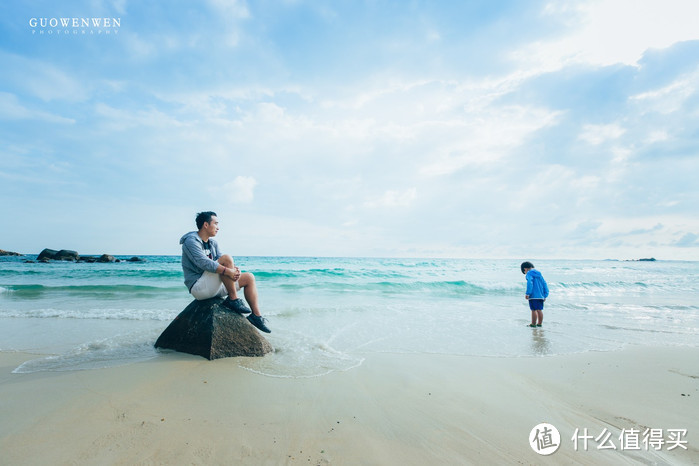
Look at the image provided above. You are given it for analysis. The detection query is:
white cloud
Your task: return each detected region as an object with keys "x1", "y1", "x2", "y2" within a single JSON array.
[
  {"x1": 206, "y1": 0, "x2": 250, "y2": 19},
  {"x1": 514, "y1": 0, "x2": 699, "y2": 72},
  {"x1": 420, "y1": 105, "x2": 562, "y2": 176},
  {"x1": 629, "y1": 69, "x2": 699, "y2": 114},
  {"x1": 205, "y1": 0, "x2": 250, "y2": 47},
  {"x1": 209, "y1": 176, "x2": 258, "y2": 204},
  {"x1": 0, "y1": 92, "x2": 75, "y2": 123},
  {"x1": 364, "y1": 188, "x2": 417, "y2": 208},
  {"x1": 674, "y1": 232, "x2": 699, "y2": 248},
  {"x1": 93, "y1": 103, "x2": 184, "y2": 131},
  {"x1": 644, "y1": 130, "x2": 669, "y2": 144},
  {"x1": 0, "y1": 53, "x2": 88, "y2": 102},
  {"x1": 578, "y1": 123, "x2": 626, "y2": 145}
]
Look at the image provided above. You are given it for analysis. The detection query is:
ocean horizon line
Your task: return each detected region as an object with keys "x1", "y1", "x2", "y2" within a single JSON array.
[{"x1": 1, "y1": 252, "x2": 691, "y2": 262}]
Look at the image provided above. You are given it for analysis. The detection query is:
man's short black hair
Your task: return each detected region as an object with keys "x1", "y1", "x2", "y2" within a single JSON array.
[
  {"x1": 196, "y1": 211, "x2": 217, "y2": 230},
  {"x1": 520, "y1": 261, "x2": 534, "y2": 274}
]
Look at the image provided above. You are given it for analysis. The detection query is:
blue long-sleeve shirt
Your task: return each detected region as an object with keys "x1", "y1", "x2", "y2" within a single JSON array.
[{"x1": 525, "y1": 269, "x2": 549, "y2": 299}]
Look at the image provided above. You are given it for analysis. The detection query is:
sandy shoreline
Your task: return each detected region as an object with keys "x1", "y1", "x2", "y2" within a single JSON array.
[{"x1": 1, "y1": 346, "x2": 697, "y2": 465}]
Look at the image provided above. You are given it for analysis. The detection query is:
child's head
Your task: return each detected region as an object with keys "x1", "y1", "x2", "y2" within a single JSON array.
[{"x1": 520, "y1": 261, "x2": 534, "y2": 274}]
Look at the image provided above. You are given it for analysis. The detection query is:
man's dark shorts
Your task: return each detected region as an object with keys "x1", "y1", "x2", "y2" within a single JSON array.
[{"x1": 529, "y1": 299, "x2": 545, "y2": 311}]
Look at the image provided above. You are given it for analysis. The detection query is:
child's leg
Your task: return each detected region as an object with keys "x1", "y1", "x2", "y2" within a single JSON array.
[
  {"x1": 536, "y1": 309, "x2": 543, "y2": 325},
  {"x1": 531, "y1": 311, "x2": 538, "y2": 326}
]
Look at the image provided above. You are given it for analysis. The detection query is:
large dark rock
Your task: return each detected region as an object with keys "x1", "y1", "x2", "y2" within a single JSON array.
[
  {"x1": 0, "y1": 249, "x2": 22, "y2": 256},
  {"x1": 154, "y1": 298, "x2": 273, "y2": 360},
  {"x1": 39, "y1": 249, "x2": 79, "y2": 261},
  {"x1": 37, "y1": 248, "x2": 59, "y2": 261},
  {"x1": 55, "y1": 250, "x2": 79, "y2": 261},
  {"x1": 97, "y1": 254, "x2": 116, "y2": 263}
]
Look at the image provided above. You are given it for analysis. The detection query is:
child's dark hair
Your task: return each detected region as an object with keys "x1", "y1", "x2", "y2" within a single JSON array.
[
  {"x1": 520, "y1": 261, "x2": 534, "y2": 274},
  {"x1": 196, "y1": 211, "x2": 217, "y2": 230}
]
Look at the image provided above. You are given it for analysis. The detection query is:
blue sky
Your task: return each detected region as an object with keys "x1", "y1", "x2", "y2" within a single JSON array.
[{"x1": 1, "y1": 0, "x2": 698, "y2": 259}]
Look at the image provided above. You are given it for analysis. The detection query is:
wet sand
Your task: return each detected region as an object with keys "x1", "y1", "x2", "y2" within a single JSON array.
[{"x1": 1, "y1": 345, "x2": 697, "y2": 465}]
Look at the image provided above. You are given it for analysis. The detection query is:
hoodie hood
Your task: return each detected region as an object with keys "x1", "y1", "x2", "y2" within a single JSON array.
[
  {"x1": 527, "y1": 269, "x2": 543, "y2": 279},
  {"x1": 180, "y1": 231, "x2": 201, "y2": 245}
]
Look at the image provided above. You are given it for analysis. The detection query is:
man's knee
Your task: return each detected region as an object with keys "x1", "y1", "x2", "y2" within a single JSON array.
[
  {"x1": 239, "y1": 271, "x2": 255, "y2": 286},
  {"x1": 218, "y1": 254, "x2": 234, "y2": 267}
]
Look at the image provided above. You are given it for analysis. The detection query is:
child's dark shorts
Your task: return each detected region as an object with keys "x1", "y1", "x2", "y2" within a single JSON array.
[{"x1": 528, "y1": 299, "x2": 545, "y2": 311}]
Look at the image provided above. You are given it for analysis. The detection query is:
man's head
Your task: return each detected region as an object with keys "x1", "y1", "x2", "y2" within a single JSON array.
[
  {"x1": 196, "y1": 211, "x2": 219, "y2": 237},
  {"x1": 521, "y1": 261, "x2": 534, "y2": 274}
]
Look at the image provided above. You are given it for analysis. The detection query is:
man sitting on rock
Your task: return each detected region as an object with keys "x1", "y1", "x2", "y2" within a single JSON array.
[{"x1": 180, "y1": 211, "x2": 271, "y2": 333}]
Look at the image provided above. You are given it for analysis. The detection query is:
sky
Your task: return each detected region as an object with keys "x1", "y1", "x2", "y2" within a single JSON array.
[{"x1": 1, "y1": 0, "x2": 698, "y2": 259}]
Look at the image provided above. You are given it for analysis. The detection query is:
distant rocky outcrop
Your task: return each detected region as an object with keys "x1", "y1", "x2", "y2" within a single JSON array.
[
  {"x1": 37, "y1": 248, "x2": 79, "y2": 261},
  {"x1": 0, "y1": 249, "x2": 22, "y2": 256},
  {"x1": 37, "y1": 248, "x2": 59, "y2": 261},
  {"x1": 155, "y1": 298, "x2": 273, "y2": 360},
  {"x1": 35, "y1": 249, "x2": 144, "y2": 263}
]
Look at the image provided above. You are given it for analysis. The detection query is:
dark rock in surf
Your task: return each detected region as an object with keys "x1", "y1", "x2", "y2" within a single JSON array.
[
  {"x1": 38, "y1": 249, "x2": 79, "y2": 261},
  {"x1": 54, "y1": 250, "x2": 79, "y2": 261},
  {"x1": 0, "y1": 249, "x2": 22, "y2": 256},
  {"x1": 97, "y1": 254, "x2": 116, "y2": 263},
  {"x1": 154, "y1": 298, "x2": 273, "y2": 360},
  {"x1": 128, "y1": 256, "x2": 144, "y2": 262},
  {"x1": 37, "y1": 248, "x2": 59, "y2": 261}
]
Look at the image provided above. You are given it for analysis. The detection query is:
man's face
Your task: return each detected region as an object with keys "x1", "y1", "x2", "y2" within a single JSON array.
[{"x1": 204, "y1": 216, "x2": 220, "y2": 237}]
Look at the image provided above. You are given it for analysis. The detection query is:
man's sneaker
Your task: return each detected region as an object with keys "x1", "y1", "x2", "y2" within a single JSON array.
[
  {"x1": 247, "y1": 314, "x2": 271, "y2": 333},
  {"x1": 222, "y1": 298, "x2": 251, "y2": 315}
]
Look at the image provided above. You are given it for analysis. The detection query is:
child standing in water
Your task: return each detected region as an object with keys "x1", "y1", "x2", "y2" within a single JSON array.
[{"x1": 521, "y1": 261, "x2": 549, "y2": 327}]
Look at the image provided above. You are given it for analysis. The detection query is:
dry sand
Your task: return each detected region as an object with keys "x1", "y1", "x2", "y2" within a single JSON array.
[{"x1": 1, "y1": 345, "x2": 697, "y2": 465}]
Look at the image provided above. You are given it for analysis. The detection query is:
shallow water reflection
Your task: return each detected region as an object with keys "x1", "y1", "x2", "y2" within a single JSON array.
[{"x1": 530, "y1": 327, "x2": 551, "y2": 355}]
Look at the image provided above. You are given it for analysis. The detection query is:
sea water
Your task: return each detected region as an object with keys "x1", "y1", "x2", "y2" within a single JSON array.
[{"x1": 1, "y1": 256, "x2": 697, "y2": 377}]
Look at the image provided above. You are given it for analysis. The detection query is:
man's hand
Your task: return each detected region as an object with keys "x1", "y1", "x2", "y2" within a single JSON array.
[{"x1": 232, "y1": 266, "x2": 241, "y2": 281}]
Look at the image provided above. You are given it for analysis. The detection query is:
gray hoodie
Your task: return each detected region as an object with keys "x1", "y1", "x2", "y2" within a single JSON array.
[{"x1": 180, "y1": 231, "x2": 223, "y2": 291}]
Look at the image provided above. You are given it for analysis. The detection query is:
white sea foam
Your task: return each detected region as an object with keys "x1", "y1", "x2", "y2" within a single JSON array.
[
  {"x1": 0, "y1": 307, "x2": 178, "y2": 320},
  {"x1": 12, "y1": 330, "x2": 161, "y2": 373}
]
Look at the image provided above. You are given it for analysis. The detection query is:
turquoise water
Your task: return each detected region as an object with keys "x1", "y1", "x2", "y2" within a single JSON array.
[{"x1": 1, "y1": 256, "x2": 698, "y2": 377}]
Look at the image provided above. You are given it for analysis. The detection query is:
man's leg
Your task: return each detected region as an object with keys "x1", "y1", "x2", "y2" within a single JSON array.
[
  {"x1": 217, "y1": 254, "x2": 240, "y2": 299},
  {"x1": 216, "y1": 256, "x2": 269, "y2": 332},
  {"x1": 238, "y1": 272, "x2": 262, "y2": 317},
  {"x1": 238, "y1": 271, "x2": 270, "y2": 333}
]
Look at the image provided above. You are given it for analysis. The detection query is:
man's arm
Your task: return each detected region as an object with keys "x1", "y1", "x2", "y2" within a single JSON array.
[
  {"x1": 182, "y1": 236, "x2": 220, "y2": 274},
  {"x1": 525, "y1": 274, "x2": 534, "y2": 298}
]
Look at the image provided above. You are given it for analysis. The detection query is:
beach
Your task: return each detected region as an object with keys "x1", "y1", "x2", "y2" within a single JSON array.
[
  {"x1": 1, "y1": 345, "x2": 697, "y2": 465},
  {"x1": 1, "y1": 256, "x2": 698, "y2": 464}
]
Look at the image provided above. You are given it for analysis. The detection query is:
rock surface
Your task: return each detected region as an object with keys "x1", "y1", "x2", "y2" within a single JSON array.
[
  {"x1": 55, "y1": 250, "x2": 79, "y2": 261},
  {"x1": 37, "y1": 248, "x2": 79, "y2": 261},
  {"x1": 154, "y1": 298, "x2": 273, "y2": 360},
  {"x1": 37, "y1": 248, "x2": 59, "y2": 261},
  {"x1": 0, "y1": 249, "x2": 22, "y2": 256}
]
